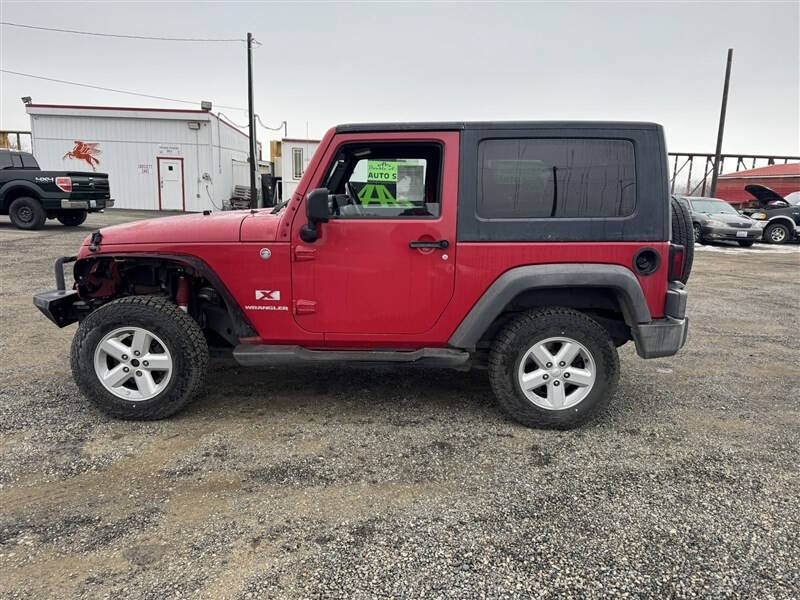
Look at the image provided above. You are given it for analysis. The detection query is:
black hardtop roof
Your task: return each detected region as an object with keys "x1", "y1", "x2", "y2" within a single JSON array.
[{"x1": 336, "y1": 121, "x2": 662, "y2": 133}]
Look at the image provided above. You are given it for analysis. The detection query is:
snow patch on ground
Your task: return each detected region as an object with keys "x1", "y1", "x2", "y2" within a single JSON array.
[{"x1": 695, "y1": 243, "x2": 800, "y2": 255}]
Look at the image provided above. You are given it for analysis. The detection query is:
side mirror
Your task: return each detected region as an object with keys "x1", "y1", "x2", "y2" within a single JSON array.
[{"x1": 300, "y1": 188, "x2": 330, "y2": 243}]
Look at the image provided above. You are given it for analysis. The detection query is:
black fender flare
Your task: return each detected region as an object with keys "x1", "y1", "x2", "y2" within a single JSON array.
[
  {"x1": 0, "y1": 181, "x2": 43, "y2": 210},
  {"x1": 447, "y1": 264, "x2": 652, "y2": 349}
]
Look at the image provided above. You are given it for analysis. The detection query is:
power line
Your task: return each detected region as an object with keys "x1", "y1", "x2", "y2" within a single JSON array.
[
  {"x1": 0, "y1": 21, "x2": 247, "y2": 43},
  {"x1": 0, "y1": 69, "x2": 247, "y2": 111}
]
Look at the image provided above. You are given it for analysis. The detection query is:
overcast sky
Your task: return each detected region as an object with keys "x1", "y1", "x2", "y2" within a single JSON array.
[{"x1": 1, "y1": 1, "x2": 798, "y2": 155}]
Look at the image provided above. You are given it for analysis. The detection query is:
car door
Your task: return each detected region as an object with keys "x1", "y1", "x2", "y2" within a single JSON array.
[{"x1": 290, "y1": 131, "x2": 459, "y2": 340}]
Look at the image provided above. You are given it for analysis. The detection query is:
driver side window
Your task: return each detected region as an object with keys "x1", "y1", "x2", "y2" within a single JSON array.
[{"x1": 322, "y1": 143, "x2": 441, "y2": 219}]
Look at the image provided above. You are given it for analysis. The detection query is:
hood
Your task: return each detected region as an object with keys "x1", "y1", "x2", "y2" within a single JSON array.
[
  {"x1": 745, "y1": 184, "x2": 785, "y2": 206},
  {"x1": 86, "y1": 211, "x2": 249, "y2": 246}
]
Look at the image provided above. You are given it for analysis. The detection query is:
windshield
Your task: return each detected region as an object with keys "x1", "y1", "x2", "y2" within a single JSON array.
[
  {"x1": 783, "y1": 191, "x2": 800, "y2": 206},
  {"x1": 690, "y1": 199, "x2": 739, "y2": 215}
]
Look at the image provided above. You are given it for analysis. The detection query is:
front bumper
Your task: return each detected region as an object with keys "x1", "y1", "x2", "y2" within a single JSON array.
[
  {"x1": 632, "y1": 281, "x2": 689, "y2": 359},
  {"x1": 701, "y1": 225, "x2": 761, "y2": 241},
  {"x1": 33, "y1": 255, "x2": 82, "y2": 327}
]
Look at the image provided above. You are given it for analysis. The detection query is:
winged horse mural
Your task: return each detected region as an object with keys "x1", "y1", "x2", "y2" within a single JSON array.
[{"x1": 63, "y1": 141, "x2": 101, "y2": 170}]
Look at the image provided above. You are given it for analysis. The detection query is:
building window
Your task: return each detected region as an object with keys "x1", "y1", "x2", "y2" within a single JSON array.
[
  {"x1": 477, "y1": 138, "x2": 636, "y2": 219},
  {"x1": 292, "y1": 148, "x2": 304, "y2": 180}
]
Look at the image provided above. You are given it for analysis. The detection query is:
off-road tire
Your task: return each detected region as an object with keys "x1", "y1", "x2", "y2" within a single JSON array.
[
  {"x1": 57, "y1": 210, "x2": 88, "y2": 227},
  {"x1": 737, "y1": 240, "x2": 755, "y2": 247},
  {"x1": 71, "y1": 296, "x2": 208, "y2": 420},
  {"x1": 488, "y1": 307, "x2": 619, "y2": 429},
  {"x1": 764, "y1": 222, "x2": 790, "y2": 245},
  {"x1": 670, "y1": 196, "x2": 694, "y2": 282},
  {"x1": 9, "y1": 196, "x2": 46, "y2": 230}
]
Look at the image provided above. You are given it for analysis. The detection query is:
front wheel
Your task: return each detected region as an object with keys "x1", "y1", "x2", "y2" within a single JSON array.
[
  {"x1": 71, "y1": 296, "x2": 209, "y2": 420},
  {"x1": 57, "y1": 210, "x2": 88, "y2": 226},
  {"x1": 764, "y1": 222, "x2": 790, "y2": 244},
  {"x1": 693, "y1": 223, "x2": 704, "y2": 244},
  {"x1": 488, "y1": 308, "x2": 619, "y2": 429}
]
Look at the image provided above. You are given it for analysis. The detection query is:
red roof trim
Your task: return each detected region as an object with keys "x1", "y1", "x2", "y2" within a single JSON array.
[{"x1": 26, "y1": 103, "x2": 210, "y2": 114}]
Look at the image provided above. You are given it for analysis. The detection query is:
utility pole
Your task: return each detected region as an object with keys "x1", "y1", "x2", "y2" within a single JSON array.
[
  {"x1": 247, "y1": 32, "x2": 258, "y2": 209},
  {"x1": 710, "y1": 48, "x2": 733, "y2": 197}
]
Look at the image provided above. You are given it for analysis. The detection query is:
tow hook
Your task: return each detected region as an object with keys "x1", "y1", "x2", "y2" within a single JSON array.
[{"x1": 88, "y1": 231, "x2": 103, "y2": 252}]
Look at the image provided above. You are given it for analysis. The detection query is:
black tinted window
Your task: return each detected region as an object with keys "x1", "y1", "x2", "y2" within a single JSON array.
[
  {"x1": 11, "y1": 153, "x2": 23, "y2": 168},
  {"x1": 20, "y1": 153, "x2": 39, "y2": 168},
  {"x1": 0, "y1": 152, "x2": 12, "y2": 169},
  {"x1": 478, "y1": 139, "x2": 636, "y2": 219}
]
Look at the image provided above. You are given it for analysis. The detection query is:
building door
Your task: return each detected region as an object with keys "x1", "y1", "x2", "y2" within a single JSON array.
[{"x1": 158, "y1": 157, "x2": 185, "y2": 210}]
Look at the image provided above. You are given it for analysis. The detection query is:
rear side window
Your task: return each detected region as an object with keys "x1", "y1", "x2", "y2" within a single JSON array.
[
  {"x1": 477, "y1": 138, "x2": 636, "y2": 219},
  {"x1": 20, "y1": 153, "x2": 39, "y2": 168},
  {"x1": 11, "y1": 153, "x2": 23, "y2": 168},
  {"x1": 0, "y1": 152, "x2": 12, "y2": 169}
]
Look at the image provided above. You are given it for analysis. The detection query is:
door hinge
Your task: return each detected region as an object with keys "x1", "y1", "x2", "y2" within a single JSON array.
[
  {"x1": 294, "y1": 245, "x2": 317, "y2": 262},
  {"x1": 294, "y1": 299, "x2": 317, "y2": 315}
]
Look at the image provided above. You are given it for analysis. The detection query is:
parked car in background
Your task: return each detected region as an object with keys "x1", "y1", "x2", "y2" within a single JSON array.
[
  {"x1": 741, "y1": 184, "x2": 800, "y2": 244},
  {"x1": 0, "y1": 149, "x2": 112, "y2": 230},
  {"x1": 678, "y1": 195, "x2": 763, "y2": 247}
]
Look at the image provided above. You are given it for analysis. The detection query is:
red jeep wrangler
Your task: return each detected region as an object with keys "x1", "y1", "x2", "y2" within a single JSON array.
[{"x1": 34, "y1": 122, "x2": 692, "y2": 429}]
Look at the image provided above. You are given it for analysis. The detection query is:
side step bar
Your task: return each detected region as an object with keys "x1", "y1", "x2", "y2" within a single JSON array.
[{"x1": 233, "y1": 345, "x2": 471, "y2": 370}]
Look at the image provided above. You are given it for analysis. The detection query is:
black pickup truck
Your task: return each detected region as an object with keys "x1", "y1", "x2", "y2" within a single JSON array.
[{"x1": 0, "y1": 149, "x2": 113, "y2": 230}]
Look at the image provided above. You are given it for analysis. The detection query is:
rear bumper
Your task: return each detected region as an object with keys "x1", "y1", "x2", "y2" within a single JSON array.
[
  {"x1": 632, "y1": 281, "x2": 688, "y2": 359},
  {"x1": 41, "y1": 198, "x2": 114, "y2": 211}
]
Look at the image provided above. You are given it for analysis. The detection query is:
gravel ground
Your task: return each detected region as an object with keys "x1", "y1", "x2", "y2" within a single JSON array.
[{"x1": 1, "y1": 210, "x2": 799, "y2": 599}]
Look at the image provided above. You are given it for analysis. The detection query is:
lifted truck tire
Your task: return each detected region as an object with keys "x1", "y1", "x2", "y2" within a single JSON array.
[
  {"x1": 57, "y1": 210, "x2": 88, "y2": 227},
  {"x1": 9, "y1": 196, "x2": 46, "y2": 230},
  {"x1": 488, "y1": 307, "x2": 619, "y2": 429},
  {"x1": 71, "y1": 296, "x2": 208, "y2": 420}
]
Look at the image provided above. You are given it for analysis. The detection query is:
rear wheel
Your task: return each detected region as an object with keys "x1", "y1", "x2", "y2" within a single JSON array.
[
  {"x1": 71, "y1": 296, "x2": 209, "y2": 420},
  {"x1": 488, "y1": 308, "x2": 619, "y2": 429},
  {"x1": 8, "y1": 197, "x2": 46, "y2": 230},
  {"x1": 764, "y1": 222, "x2": 790, "y2": 244},
  {"x1": 737, "y1": 240, "x2": 755, "y2": 247},
  {"x1": 57, "y1": 210, "x2": 88, "y2": 227}
]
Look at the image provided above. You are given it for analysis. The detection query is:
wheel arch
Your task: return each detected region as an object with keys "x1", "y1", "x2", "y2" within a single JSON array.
[
  {"x1": 765, "y1": 216, "x2": 795, "y2": 231},
  {"x1": 448, "y1": 264, "x2": 652, "y2": 350},
  {"x1": 1, "y1": 183, "x2": 42, "y2": 212},
  {"x1": 75, "y1": 253, "x2": 257, "y2": 342}
]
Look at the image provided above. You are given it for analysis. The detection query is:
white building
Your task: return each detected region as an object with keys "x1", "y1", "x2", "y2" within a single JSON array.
[
  {"x1": 271, "y1": 138, "x2": 320, "y2": 201},
  {"x1": 26, "y1": 103, "x2": 254, "y2": 212}
]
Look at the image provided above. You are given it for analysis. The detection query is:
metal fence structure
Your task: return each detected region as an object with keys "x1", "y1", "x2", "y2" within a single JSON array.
[{"x1": 669, "y1": 152, "x2": 800, "y2": 197}]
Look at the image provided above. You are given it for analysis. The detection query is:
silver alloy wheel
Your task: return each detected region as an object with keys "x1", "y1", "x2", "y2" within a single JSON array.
[
  {"x1": 517, "y1": 336, "x2": 596, "y2": 410},
  {"x1": 93, "y1": 326, "x2": 173, "y2": 401},
  {"x1": 770, "y1": 225, "x2": 787, "y2": 242}
]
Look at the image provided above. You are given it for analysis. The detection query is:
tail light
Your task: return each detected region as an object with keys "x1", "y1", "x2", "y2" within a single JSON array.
[
  {"x1": 668, "y1": 243, "x2": 685, "y2": 281},
  {"x1": 55, "y1": 177, "x2": 73, "y2": 192}
]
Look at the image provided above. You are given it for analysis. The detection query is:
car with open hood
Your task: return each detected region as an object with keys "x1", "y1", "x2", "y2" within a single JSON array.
[
  {"x1": 677, "y1": 195, "x2": 763, "y2": 247},
  {"x1": 741, "y1": 184, "x2": 800, "y2": 244}
]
